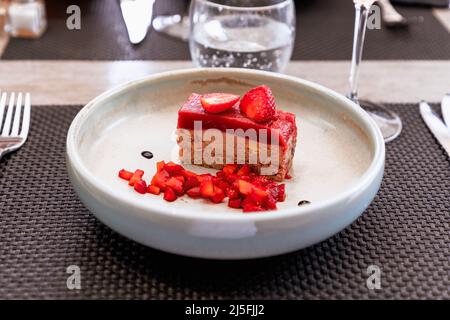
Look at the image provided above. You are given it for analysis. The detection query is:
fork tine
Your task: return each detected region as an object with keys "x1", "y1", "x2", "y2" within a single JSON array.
[
  {"x1": 20, "y1": 93, "x2": 31, "y2": 140},
  {"x1": 10, "y1": 93, "x2": 23, "y2": 136},
  {"x1": 0, "y1": 92, "x2": 7, "y2": 133},
  {"x1": 1, "y1": 92, "x2": 15, "y2": 136}
]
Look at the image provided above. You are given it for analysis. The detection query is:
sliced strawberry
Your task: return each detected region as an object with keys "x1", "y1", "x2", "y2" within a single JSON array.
[
  {"x1": 237, "y1": 179, "x2": 253, "y2": 196},
  {"x1": 200, "y1": 179, "x2": 215, "y2": 198},
  {"x1": 134, "y1": 179, "x2": 147, "y2": 194},
  {"x1": 200, "y1": 93, "x2": 240, "y2": 114},
  {"x1": 211, "y1": 186, "x2": 225, "y2": 203},
  {"x1": 240, "y1": 85, "x2": 276, "y2": 123},
  {"x1": 166, "y1": 177, "x2": 184, "y2": 194},
  {"x1": 228, "y1": 198, "x2": 242, "y2": 209},
  {"x1": 147, "y1": 184, "x2": 161, "y2": 195},
  {"x1": 118, "y1": 169, "x2": 134, "y2": 181},
  {"x1": 129, "y1": 169, "x2": 145, "y2": 186},
  {"x1": 163, "y1": 187, "x2": 177, "y2": 202},
  {"x1": 236, "y1": 164, "x2": 250, "y2": 176},
  {"x1": 186, "y1": 187, "x2": 201, "y2": 198}
]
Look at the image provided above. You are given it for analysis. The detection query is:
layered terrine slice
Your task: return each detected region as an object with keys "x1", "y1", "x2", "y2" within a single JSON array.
[{"x1": 176, "y1": 85, "x2": 297, "y2": 181}]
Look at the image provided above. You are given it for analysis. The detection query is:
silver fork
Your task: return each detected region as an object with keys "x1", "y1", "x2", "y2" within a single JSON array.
[{"x1": 0, "y1": 92, "x2": 31, "y2": 161}]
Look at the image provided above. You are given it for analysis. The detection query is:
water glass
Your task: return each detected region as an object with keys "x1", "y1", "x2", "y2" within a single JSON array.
[{"x1": 189, "y1": 0, "x2": 296, "y2": 72}]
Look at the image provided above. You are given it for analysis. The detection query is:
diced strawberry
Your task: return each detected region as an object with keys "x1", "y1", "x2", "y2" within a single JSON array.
[
  {"x1": 213, "y1": 177, "x2": 229, "y2": 192},
  {"x1": 156, "y1": 161, "x2": 165, "y2": 172},
  {"x1": 222, "y1": 164, "x2": 238, "y2": 175},
  {"x1": 200, "y1": 93, "x2": 240, "y2": 114},
  {"x1": 228, "y1": 198, "x2": 242, "y2": 209},
  {"x1": 200, "y1": 179, "x2": 215, "y2": 198},
  {"x1": 250, "y1": 187, "x2": 268, "y2": 205},
  {"x1": 241, "y1": 196, "x2": 265, "y2": 213},
  {"x1": 236, "y1": 164, "x2": 250, "y2": 176},
  {"x1": 134, "y1": 179, "x2": 147, "y2": 194},
  {"x1": 198, "y1": 173, "x2": 213, "y2": 182},
  {"x1": 166, "y1": 177, "x2": 184, "y2": 194},
  {"x1": 174, "y1": 175, "x2": 185, "y2": 183},
  {"x1": 237, "y1": 179, "x2": 253, "y2": 196},
  {"x1": 226, "y1": 187, "x2": 240, "y2": 200},
  {"x1": 240, "y1": 85, "x2": 276, "y2": 123},
  {"x1": 184, "y1": 176, "x2": 200, "y2": 190},
  {"x1": 118, "y1": 169, "x2": 134, "y2": 181},
  {"x1": 151, "y1": 169, "x2": 170, "y2": 189},
  {"x1": 252, "y1": 176, "x2": 271, "y2": 188},
  {"x1": 129, "y1": 169, "x2": 145, "y2": 186},
  {"x1": 181, "y1": 170, "x2": 197, "y2": 179},
  {"x1": 277, "y1": 184, "x2": 286, "y2": 202},
  {"x1": 264, "y1": 194, "x2": 278, "y2": 210},
  {"x1": 224, "y1": 173, "x2": 239, "y2": 184},
  {"x1": 163, "y1": 187, "x2": 177, "y2": 202},
  {"x1": 186, "y1": 187, "x2": 201, "y2": 198},
  {"x1": 164, "y1": 161, "x2": 184, "y2": 174},
  {"x1": 211, "y1": 187, "x2": 225, "y2": 203},
  {"x1": 147, "y1": 184, "x2": 161, "y2": 195},
  {"x1": 285, "y1": 173, "x2": 292, "y2": 179}
]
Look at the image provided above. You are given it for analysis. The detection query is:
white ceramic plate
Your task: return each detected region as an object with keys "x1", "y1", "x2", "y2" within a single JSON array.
[{"x1": 67, "y1": 68, "x2": 385, "y2": 259}]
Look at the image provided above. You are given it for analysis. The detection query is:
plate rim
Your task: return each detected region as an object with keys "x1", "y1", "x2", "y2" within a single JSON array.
[{"x1": 66, "y1": 67, "x2": 385, "y2": 222}]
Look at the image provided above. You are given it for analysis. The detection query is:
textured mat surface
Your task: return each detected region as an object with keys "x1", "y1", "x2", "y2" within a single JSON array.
[
  {"x1": 0, "y1": 104, "x2": 448, "y2": 300},
  {"x1": 2, "y1": 0, "x2": 450, "y2": 60}
]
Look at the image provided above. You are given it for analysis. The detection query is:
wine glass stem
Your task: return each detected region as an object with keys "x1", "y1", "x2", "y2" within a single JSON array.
[{"x1": 348, "y1": 3, "x2": 370, "y2": 103}]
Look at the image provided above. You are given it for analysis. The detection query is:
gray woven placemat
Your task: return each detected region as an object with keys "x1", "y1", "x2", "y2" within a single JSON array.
[
  {"x1": 2, "y1": 0, "x2": 450, "y2": 60},
  {"x1": 0, "y1": 104, "x2": 448, "y2": 300}
]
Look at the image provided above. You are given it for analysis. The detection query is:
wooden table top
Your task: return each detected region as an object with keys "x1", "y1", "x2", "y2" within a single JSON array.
[{"x1": 0, "y1": 60, "x2": 449, "y2": 105}]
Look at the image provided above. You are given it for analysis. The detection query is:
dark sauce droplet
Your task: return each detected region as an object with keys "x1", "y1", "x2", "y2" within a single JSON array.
[
  {"x1": 141, "y1": 151, "x2": 153, "y2": 159},
  {"x1": 298, "y1": 200, "x2": 311, "y2": 206}
]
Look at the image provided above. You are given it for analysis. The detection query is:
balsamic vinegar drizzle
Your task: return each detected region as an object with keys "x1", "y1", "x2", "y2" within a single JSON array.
[
  {"x1": 298, "y1": 200, "x2": 311, "y2": 206},
  {"x1": 141, "y1": 151, "x2": 154, "y2": 159}
]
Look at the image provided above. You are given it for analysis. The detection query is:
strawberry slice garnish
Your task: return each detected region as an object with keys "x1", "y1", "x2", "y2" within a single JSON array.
[
  {"x1": 240, "y1": 85, "x2": 276, "y2": 123},
  {"x1": 200, "y1": 93, "x2": 240, "y2": 114}
]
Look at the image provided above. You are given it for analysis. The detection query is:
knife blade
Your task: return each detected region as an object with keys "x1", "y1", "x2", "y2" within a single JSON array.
[
  {"x1": 441, "y1": 93, "x2": 450, "y2": 129},
  {"x1": 120, "y1": 0, "x2": 155, "y2": 44},
  {"x1": 420, "y1": 101, "x2": 450, "y2": 157}
]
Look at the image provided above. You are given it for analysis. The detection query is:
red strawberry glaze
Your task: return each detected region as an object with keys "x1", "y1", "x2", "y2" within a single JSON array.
[{"x1": 177, "y1": 93, "x2": 297, "y2": 149}]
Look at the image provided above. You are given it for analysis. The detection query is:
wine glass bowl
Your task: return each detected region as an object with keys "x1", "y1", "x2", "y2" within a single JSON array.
[{"x1": 189, "y1": 0, "x2": 296, "y2": 72}]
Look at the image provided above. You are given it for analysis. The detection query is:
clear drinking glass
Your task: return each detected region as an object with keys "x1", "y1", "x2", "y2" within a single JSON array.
[
  {"x1": 349, "y1": 0, "x2": 402, "y2": 142},
  {"x1": 189, "y1": 0, "x2": 296, "y2": 72}
]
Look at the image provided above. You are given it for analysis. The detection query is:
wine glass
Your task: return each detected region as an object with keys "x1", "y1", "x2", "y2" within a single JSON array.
[
  {"x1": 189, "y1": 0, "x2": 296, "y2": 72},
  {"x1": 349, "y1": 0, "x2": 402, "y2": 142}
]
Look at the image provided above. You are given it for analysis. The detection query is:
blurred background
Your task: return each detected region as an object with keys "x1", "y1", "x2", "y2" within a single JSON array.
[{"x1": 0, "y1": 0, "x2": 449, "y2": 61}]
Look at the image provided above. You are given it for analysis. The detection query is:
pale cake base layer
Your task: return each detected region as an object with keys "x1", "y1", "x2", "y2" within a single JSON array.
[{"x1": 176, "y1": 129, "x2": 297, "y2": 181}]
